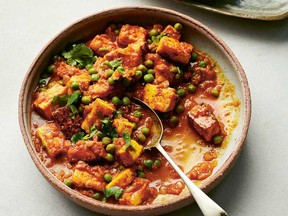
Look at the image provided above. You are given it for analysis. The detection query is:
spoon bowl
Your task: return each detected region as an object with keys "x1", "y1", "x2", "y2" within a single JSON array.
[{"x1": 133, "y1": 97, "x2": 228, "y2": 216}]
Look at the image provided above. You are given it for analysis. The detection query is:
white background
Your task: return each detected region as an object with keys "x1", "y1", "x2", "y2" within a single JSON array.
[{"x1": 1, "y1": 0, "x2": 288, "y2": 215}]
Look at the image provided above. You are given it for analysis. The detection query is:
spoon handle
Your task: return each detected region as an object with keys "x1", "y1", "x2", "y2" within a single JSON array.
[{"x1": 156, "y1": 144, "x2": 227, "y2": 216}]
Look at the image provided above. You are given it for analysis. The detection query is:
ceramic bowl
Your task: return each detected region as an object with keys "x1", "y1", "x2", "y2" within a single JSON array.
[{"x1": 18, "y1": 6, "x2": 251, "y2": 216}]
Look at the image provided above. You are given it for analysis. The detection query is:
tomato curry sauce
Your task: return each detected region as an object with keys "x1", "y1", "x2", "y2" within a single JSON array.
[{"x1": 31, "y1": 22, "x2": 240, "y2": 205}]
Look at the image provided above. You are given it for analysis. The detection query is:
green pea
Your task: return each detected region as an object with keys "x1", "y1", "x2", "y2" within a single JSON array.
[
  {"x1": 138, "y1": 171, "x2": 145, "y2": 178},
  {"x1": 176, "y1": 104, "x2": 185, "y2": 114},
  {"x1": 174, "y1": 23, "x2": 183, "y2": 31},
  {"x1": 53, "y1": 55, "x2": 59, "y2": 61},
  {"x1": 114, "y1": 29, "x2": 120, "y2": 36},
  {"x1": 154, "y1": 159, "x2": 162, "y2": 167},
  {"x1": 112, "y1": 96, "x2": 122, "y2": 106},
  {"x1": 104, "y1": 60, "x2": 111, "y2": 67},
  {"x1": 85, "y1": 64, "x2": 93, "y2": 70},
  {"x1": 108, "y1": 77, "x2": 115, "y2": 85},
  {"x1": 138, "y1": 64, "x2": 147, "y2": 73},
  {"x1": 133, "y1": 111, "x2": 142, "y2": 118},
  {"x1": 177, "y1": 88, "x2": 186, "y2": 98},
  {"x1": 104, "y1": 173, "x2": 112, "y2": 182},
  {"x1": 117, "y1": 66, "x2": 124, "y2": 72},
  {"x1": 147, "y1": 69, "x2": 155, "y2": 76},
  {"x1": 143, "y1": 74, "x2": 154, "y2": 83},
  {"x1": 144, "y1": 59, "x2": 154, "y2": 69},
  {"x1": 187, "y1": 84, "x2": 196, "y2": 93},
  {"x1": 88, "y1": 67, "x2": 97, "y2": 74},
  {"x1": 106, "y1": 69, "x2": 114, "y2": 77},
  {"x1": 144, "y1": 159, "x2": 153, "y2": 168},
  {"x1": 106, "y1": 144, "x2": 115, "y2": 153},
  {"x1": 102, "y1": 137, "x2": 112, "y2": 145},
  {"x1": 147, "y1": 39, "x2": 152, "y2": 44},
  {"x1": 96, "y1": 131, "x2": 103, "y2": 138},
  {"x1": 64, "y1": 179, "x2": 72, "y2": 188},
  {"x1": 106, "y1": 153, "x2": 114, "y2": 162},
  {"x1": 137, "y1": 133, "x2": 146, "y2": 143},
  {"x1": 170, "y1": 66, "x2": 178, "y2": 74},
  {"x1": 191, "y1": 52, "x2": 198, "y2": 62},
  {"x1": 213, "y1": 135, "x2": 223, "y2": 145},
  {"x1": 211, "y1": 89, "x2": 219, "y2": 97},
  {"x1": 199, "y1": 61, "x2": 207, "y2": 67},
  {"x1": 119, "y1": 165, "x2": 125, "y2": 171},
  {"x1": 122, "y1": 78, "x2": 131, "y2": 87},
  {"x1": 47, "y1": 64, "x2": 54, "y2": 74},
  {"x1": 122, "y1": 97, "x2": 131, "y2": 106},
  {"x1": 93, "y1": 192, "x2": 101, "y2": 200},
  {"x1": 141, "y1": 127, "x2": 150, "y2": 136},
  {"x1": 91, "y1": 74, "x2": 100, "y2": 82},
  {"x1": 71, "y1": 81, "x2": 79, "y2": 90},
  {"x1": 170, "y1": 116, "x2": 179, "y2": 127},
  {"x1": 175, "y1": 74, "x2": 181, "y2": 80},
  {"x1": 135, "y1": 70, "x2": 143, "y2": 79},
  {"x1": 132, "y1": 123, "x2": 137, "y2": 131},
  {"x1": 81, "y1": 96, "x2": 92, "y2": 105},
  {"x1": 149, "y1": 29, "x2": 159, "y2": 37},
  {"x1": 78, "y1": 106, "x2": 84, "y2": 113}
]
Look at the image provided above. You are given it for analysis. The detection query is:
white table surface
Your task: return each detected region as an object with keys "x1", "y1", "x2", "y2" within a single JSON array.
[{"x1": 1, "y1": 0, "x2": 288, "y2": 215}]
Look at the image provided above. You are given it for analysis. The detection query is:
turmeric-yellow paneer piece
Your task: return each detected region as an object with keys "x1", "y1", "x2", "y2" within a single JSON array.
[
  {"x1": 113, "y1": 117, "x2": 135, "y2": 136},
  {"x1": 106, "y1": 169, "x2": 136, "y2": 189},
  {"x1": 143, "y1": 84, "x2": 177, "y2": 112},
  {"x1": 162, "y1": 25, "x2": 181, "y2": 40},
  {"x1": 81, "y1": 98, "x2": 116, "y2": 133},
  {"x1": 66, "y1": 72, "x2": 91, "y2": 94},
  {"x1": 118, "y1": 24, "x2": 147, "y2": 46},
  {"x1": 114, "y1": 139, "x2": 143, "y2": 166},
  {"x1": 71, "y1": 161, "x2": 106, "y2": 191},
  {"x1": 36, "y1": 122, "x2": 71, "y2": 158},
  {"x1": 33, "y1": 83, "x2": 67, "y2": 120},
  {"x1": 119, "y1": 178, "x2": 151, "y2": 206},
  {"x1": 88, "y1": 34, "x2": 118, "y2": 57},
  {"x1": 156, "y1": 36, "x2": 193, "y2": 65}
]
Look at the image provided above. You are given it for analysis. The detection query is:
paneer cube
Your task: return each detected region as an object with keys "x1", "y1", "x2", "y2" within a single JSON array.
[
  {"x1": 85, "y1": 79, "x2": 114, "y2": 99},
  {"x1": 113, "y1": 117, "x2": 135, "y2": 136},
  {"x1": 36, "y1": 122, "x2": 71, "y2": 158},
  {"x1": 114, "y1": 138, "x2": 143, "y2": 166},
  {"x1": 119, "y1": 178, "x2": 151, "y2": 206},
  {"x1": 66, "y1": 72, "x2": 91, "y2": 94},
  {"x1": 187, "y1": 103, "x2": 221, "y2": 142},
  {"x1": 71, "y1": 161, "x2": 106, "y2": 191},
  {"x1": 81, "y1": 98, "x2": 116, "y2": 133},
  {"x1": 143, "y1": 84, "x2": 177, "y2": 112},
  {"x1": 162, "y1": 25, "x2": 181, "y2": 40},
  {"x1": 33, "y1": 83, "x2": 67, "y2": 120},
  {"x1": 67, "y1": 140, "x2": 107, "y2": 163},
  {"x1": 118, "y1": 24, "x2": 147, "y2": 46},
  {"x1": 156, "y1": 36, "x2": 193, "y2": 65},
  {"x1": 88, "y1": 34, "x2": 118, "y2": 57},
  {"x1": 106, "y1": 169, "x2": 136, "y2": 189},
  {"x1": 53, "y1": 61, "x2": 83, "y2": 79}
]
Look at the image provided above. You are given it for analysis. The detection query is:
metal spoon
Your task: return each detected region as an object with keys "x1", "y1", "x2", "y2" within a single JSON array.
[{"x1": 133, "y1": 98, "x2": 228, "y2": 216}]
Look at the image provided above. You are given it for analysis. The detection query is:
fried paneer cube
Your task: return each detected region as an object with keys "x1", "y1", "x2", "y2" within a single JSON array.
[
  {"x1": 81, "y1": 98, "x2": 116, "y2": 133},
  {"x1": 113, "y1": 117, "x2": 135, "y2": 136},
  {"x1": 156, "y1": 36, "x2": 193, "y2": 65},
  {"x1": 162, "y1": 25, "x2": 181, "y2": 40},
  {"x1": 187, "y1": 103, "x2": 221, "y2": 142},
  {"x1": 67, "y1": 140, "x2": 107, "y2": 163},
  {"x1": 143, "y1": 84, "x2": 177, "y2": 112},
  {"x1": 119, "y1": 178, "x2": 151, "y2": 206},
  {"x1": 106, "y1": 169, "x2": 136, "y2": 189},
  {"x1": 66, "y1": 72, "x2": 91, "y2": 94},
  {"x1": 71, "y1": 161, "x2": 106, "y2": 191},
  {"x1": 33, "y1": 83, "x2": 67, "y2": 120},
  {"x1": 118, "y1": 24, "x2": 147, "y2": 46},
  {"x1": 85, "y1": 78, "x2": 114, "y2": 99},
  {"x1": 88, "y1": 34, "x2": 118, "y2": 57},
  {"x1": 53, "y1": 61, "x2": 83, "y2": 80},
  {"x1": 114, "y1": 138, "x2": 143, "y2": 166},
  {"x1": 36, "y1": 122, "x2": 71, "y2": 158}
]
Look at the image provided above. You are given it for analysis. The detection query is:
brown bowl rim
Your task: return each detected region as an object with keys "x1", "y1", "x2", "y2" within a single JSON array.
[{"x1": 18, "y1": 6, "x2": 251, "y2": 216}]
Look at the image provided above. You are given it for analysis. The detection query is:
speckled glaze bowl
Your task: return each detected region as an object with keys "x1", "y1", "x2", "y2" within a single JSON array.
[{"x1": 18, "y1": 6, "x2": 251, "y2": 216}]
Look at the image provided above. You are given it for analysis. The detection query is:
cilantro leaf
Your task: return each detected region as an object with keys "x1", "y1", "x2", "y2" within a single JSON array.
[
  {"x1": 152, "y1": 33, "x2": 169, "y2": 45},
  {"x1": 52, "y1": 94, "x2": 69, "y2": 107},
  {"x1": 71, "y1": 132, "x2": 85, "y2": 143},
  {"x1": 103, "y1": 186, "x2": 123, "y2": 200},
  {"x1": 122, "y1": 131, "x2": 132, "y2": 150},
  {"x1": 67, "y1": 90, "x2": 81, "y2": 106},
  {"x1": 101, "y1": 117, "x2": 118, "y2": 138},
  {"x1": 109, "y1": 59, "x2": 122, "y2": 70},
  {"x1": 62, "y1": 43, "x2": 95, "y2": 67},
  {"x1": 83, "y1": 124, "x2": 98, "y2": 140}
]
